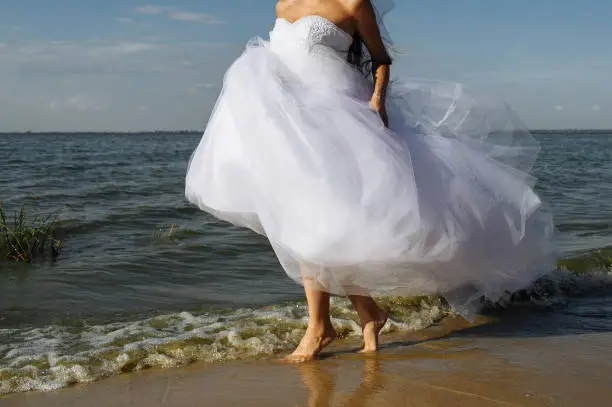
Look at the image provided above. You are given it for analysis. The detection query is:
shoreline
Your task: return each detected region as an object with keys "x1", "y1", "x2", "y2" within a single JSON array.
[{"x1": 3, "y1": 315, "x2": 610, "y2": 406}]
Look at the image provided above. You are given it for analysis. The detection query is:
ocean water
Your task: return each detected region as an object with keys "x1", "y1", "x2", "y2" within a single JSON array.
[{"x1": 0, "y1": 132, "x2": 611, "y2": 395}]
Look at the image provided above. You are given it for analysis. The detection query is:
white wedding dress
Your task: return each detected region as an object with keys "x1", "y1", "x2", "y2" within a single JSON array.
[{"x1": 185, "y1": 15, "x2": 555, "y2": 318}]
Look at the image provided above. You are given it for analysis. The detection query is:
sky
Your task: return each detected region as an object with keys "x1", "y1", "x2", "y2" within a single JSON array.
[{"x1": 1, "y1": 0, "x2": 611, "y2": 131}]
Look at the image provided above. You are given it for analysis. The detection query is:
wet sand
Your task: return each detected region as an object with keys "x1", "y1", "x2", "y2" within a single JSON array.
[{"x1": 2, "y1": 312, "x2": 611, "y2": 407}]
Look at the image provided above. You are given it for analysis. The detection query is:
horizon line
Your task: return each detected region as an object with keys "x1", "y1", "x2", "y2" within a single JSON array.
[{"x1": 1, "y1": 129, "x2": 612, "y2": 135}]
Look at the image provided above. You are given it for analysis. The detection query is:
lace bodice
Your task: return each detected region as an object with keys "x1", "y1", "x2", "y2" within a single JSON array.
[
  {"x1": 271, "y1": 15, "x2": 354, "y2": 53},
  {"x1": 265, "y1": 15, "x2": 370, "y2": 100}
]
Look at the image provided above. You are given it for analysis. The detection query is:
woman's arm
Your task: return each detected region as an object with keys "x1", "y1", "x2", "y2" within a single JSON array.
[{"x1": 350, "y1": 0, "x2": 392, "y2": 126}]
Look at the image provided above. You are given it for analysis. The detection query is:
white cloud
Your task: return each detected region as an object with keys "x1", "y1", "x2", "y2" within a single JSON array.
[
  {"x1": 554, "y1": 105, "x2": 564, "y2": 111},
  {"x1": 0, "y1": 40, "x2": 161, "y2": 66},
  {"x1": 168, "y1": 11, "x2": 218, "y2": 23},
  {"x1": 592, "y1": 104, "x2": 601, "y2": 111},
  {"x1": 135, "y1": 5, "x2": 171, "y2": 15},
  {"x1": 0, "y1": 36, "x2": 236, "y2": 131},
  {"x1": 4, "y1": 25, "x2": 24, "y2": 32},
  {"x1": 49, "y1": 95, "x2": 104, "y2": 111},
  {"x1": 135, "y1": 5, "x2": 221, "y2": 24},
  {"x1": 186, "y1": 83, "x2": 218, "y2": 95},
  {"x1": 88, "y1": 41, "x2": 161, "y2": 58},
  {"x1": 112, "y1": 41, "x2": 159, "y2": 54},
  {"x1": 116, "y1": 17, "x2": 134, "y2": 24}
]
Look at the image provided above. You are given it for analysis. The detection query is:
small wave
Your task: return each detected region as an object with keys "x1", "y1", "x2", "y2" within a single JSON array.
[
  {"x1": 488, "y1": 268, "x2": 612, "y2": 311},
  {"x1": 0, "y1": 297, "x2": 447, "y2": 395},
  {"x1": 556, "y1": 246, "x2": 612, "y2": 274},
  {"x1": 557, "y1": 221, "x2": 611, "y2": 233}
]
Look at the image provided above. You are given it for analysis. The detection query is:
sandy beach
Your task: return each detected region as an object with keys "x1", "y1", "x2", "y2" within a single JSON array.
[{"x1": 3, "y1": 310, "x2": 610, "y2": 407}]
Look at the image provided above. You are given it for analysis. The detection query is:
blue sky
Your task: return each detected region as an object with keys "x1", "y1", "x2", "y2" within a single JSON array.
[{"x1": 1, "y1": 0, "x2": 611, "y2": 131}]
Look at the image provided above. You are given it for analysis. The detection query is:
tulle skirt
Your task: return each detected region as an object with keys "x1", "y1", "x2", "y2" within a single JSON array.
[{"x1": 185, "y1": 35, "x2": 555, "y2": 319}]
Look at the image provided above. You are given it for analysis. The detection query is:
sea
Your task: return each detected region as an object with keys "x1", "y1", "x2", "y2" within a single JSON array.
[{"x1": 0, "y1": 132, "x2": 611, "y2": 395}]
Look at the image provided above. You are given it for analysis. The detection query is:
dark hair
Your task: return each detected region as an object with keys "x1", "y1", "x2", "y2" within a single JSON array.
[
  {"x1": 347, "y1": 34, "x2": 373, "y2": 78},
  {"x1": 348, "y1": 34, "x2": 393, "y2": 80}
]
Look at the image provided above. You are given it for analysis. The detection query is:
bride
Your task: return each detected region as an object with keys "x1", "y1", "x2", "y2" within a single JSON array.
[{"x1": 185, "y1": 0, "x2": 555, "y2": 362}]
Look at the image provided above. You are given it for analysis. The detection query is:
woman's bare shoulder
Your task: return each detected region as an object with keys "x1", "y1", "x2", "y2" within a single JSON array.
[
  {"x1": 275, "y1": 0, "x2": 288, "y2": 15},
  {"x1": 343, "y1": 0, "x2": 373, "y2": 13}
]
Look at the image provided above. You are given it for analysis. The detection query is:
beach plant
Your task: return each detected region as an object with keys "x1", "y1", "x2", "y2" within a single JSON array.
[
  {"x1": 152, "y1": 223, "x2": 196, "y2": 242},
  {"x1": 153, "y1": 223, "x2": 179, "y2": 241},
  {"x1": 0, "y1": 201, "x2": 62, "y2": 263}
]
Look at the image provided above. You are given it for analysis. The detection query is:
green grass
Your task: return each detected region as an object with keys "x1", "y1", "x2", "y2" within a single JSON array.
[{"x1": 0, "y1": 202, "x2": 62, "y2": 263}]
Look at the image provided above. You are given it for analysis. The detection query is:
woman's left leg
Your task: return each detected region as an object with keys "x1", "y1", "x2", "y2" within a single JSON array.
[{"x1": 348, "y1": 295, "x2": 388, "y2": 353}]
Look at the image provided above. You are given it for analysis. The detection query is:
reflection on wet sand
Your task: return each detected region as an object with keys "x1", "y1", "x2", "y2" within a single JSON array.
[{"x1": 297, "y1": 358, "x2": 384, "y2": 407}]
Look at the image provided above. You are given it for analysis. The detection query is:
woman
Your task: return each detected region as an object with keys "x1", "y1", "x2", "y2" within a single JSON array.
[{"x1": 185, "y1": 0, "x2": 555, "y2": 362}]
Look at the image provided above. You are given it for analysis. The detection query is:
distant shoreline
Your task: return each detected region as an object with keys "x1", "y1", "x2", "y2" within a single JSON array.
[{"x1": 0, "y1": 129, "x2": 611, "y2": 135}]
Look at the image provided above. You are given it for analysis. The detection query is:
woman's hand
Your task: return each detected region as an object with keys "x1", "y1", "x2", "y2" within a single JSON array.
[{"x1": 370, "y1": 101, "x2": 389, "y2": 127}]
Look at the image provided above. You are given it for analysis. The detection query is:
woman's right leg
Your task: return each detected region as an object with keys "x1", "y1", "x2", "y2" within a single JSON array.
[{"x1": 285, "y1": 266, "x2": 337, "y2": 362}]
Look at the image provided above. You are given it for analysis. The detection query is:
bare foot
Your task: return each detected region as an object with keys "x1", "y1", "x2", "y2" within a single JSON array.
[
  {"x1": 284, "y1": 323, "x2": 337, "y2": 363},
  {"x1": 359, "y1": 308, "x2": 388, "y2": 353}
]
